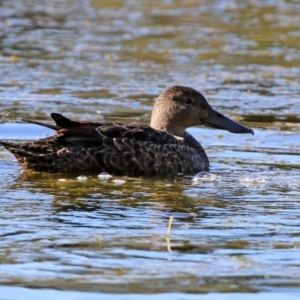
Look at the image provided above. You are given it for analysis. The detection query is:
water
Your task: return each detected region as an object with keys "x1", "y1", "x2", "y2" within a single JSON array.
[{"x1": 1, "y1": 0, "x2": 300, "y2": 299}]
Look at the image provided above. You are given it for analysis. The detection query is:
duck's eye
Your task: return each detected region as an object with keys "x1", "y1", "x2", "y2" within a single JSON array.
[{"x1": 184, "y1": 97, "x2": 193, "y2": 105}]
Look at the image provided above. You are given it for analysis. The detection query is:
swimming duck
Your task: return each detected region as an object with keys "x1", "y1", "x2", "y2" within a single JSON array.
[{"x1": 0, "y1": 86, "x2": 253, "y2": 177}]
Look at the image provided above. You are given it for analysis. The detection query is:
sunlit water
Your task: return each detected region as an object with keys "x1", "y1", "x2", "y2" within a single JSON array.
[{"x1": 1, "y1": 0, "x2": 300, "y2": 299}]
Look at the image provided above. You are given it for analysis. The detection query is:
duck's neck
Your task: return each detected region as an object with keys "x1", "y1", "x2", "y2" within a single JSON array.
[{"x1": 150, "y1": 106, "x2": 185, "y2": 136}]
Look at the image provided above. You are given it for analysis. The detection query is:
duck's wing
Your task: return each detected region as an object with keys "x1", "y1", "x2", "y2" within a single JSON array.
[
  {"x1": 96, "y1": 123, "x2": 184, "y2": 146},
  {"x1": 22, "y1": 113, "x2": 114, "y2": 148}
]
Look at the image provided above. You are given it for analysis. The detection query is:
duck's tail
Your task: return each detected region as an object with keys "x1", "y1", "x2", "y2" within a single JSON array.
[
  {"x1": 0, "y1": 140, "x2": 40, "y2": 171},
  {"x1": 0, "y1": 141, "x2": 39, "y2": 157}
]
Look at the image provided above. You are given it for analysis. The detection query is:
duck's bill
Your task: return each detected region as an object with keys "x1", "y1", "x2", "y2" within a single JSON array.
[{"x1": 201, "y1": 109, "x2": 254, "y2": 135}]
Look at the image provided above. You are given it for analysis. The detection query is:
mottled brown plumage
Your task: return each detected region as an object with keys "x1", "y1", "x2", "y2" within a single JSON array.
[{"x1": 0, "y1": 86, "x2": 253, "y2": 177}]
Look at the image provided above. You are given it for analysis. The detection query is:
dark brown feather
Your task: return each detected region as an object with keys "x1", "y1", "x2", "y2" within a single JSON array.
[{"x1": 0, "y1": 112, "x2": 208, "y2": 176}]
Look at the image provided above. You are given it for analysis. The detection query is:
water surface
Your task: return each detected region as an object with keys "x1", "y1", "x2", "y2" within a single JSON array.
[{"x1": 1, "y1": 0, "x2": 300, "y2": 299}]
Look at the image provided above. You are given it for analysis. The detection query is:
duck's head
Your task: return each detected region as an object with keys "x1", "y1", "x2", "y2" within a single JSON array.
[{"x1": 150, "y1": 85, "x2": 254, "y2": 136}]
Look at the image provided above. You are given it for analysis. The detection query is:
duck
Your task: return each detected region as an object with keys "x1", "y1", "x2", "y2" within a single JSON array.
[{"x1": 0, "y1": 86, "x2": 253, "y2": 177}]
